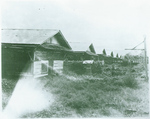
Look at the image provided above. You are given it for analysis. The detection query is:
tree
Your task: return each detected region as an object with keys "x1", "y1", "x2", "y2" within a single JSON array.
[
  {"x1": 111, "y1": 51, "x2": 114, "y2": 57},
  {"x1": 124, "y1": 53, "x2": 131, "y2": 59},
  {"x1": 103, "y1": 49, "x2": 107, "y2": 56},
  {"x1": 116, "y1": 53, "x2": 119, "y2": 58}
]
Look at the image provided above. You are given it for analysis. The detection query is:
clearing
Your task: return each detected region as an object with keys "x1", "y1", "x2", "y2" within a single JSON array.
[{"x1": 2, "y1": 63, "x2": 149, "y2": 118}]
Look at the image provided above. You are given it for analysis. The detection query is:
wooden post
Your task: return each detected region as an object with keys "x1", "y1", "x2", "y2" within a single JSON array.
[{"x1": 144, "y1": 37, "x2": 148, "y2": 81}]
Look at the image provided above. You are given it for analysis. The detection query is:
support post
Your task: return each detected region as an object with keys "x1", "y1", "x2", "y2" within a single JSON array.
[
  {"x1": 144, "y1": 37, "x2": 148, "y2": 81},
  {"x1": 125, "y1": 38, "x2": 149, "y2": 81}
]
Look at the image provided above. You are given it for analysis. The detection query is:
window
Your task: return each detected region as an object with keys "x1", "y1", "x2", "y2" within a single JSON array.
[
  {"x1": 33, "y1": 60, "x2": 48, "y2": 76},
  {"x1": 41, "y1": 60, "x2": 48, "y2": 74},
  {"x1": 34, "y1": 61, "x2": 42, "y2": 75}
]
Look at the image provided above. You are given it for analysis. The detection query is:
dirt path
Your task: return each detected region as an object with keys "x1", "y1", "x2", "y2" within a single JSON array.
[{"x1": 2, "y1": 76, "x2": 54, "y2": 118}]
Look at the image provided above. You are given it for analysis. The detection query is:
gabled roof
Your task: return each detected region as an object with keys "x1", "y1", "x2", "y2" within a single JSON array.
[
  {"x1": 69, "y1": 42, "x2": 96, "y2": 54},
  {"x1": 89, "y1": 43, "x2": 96, "y2": 54},
  {"x1": 1, "y1": 29, "x2": 72, "y2": 50},
  {"x1": 1, "y1": 29, "x2": 58, "y2": 44},
  {"x1": 69, "y1": 42, "x2": 90, "y2": 51}
]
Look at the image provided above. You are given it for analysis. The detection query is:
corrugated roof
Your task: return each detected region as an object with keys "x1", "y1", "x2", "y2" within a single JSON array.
[{"x1": 1, "y1": 29, "x2": 59, "y2": 44}]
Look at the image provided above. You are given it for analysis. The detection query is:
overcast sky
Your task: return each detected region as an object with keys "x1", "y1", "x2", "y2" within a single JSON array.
[{"x1": 1, "y1": 0, "x2": 150, "y2": 56}]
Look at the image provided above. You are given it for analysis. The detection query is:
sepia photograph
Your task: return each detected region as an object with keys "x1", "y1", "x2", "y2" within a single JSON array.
[{"x1": 1, "y1": 0, "x2": 150, "y2": 118}]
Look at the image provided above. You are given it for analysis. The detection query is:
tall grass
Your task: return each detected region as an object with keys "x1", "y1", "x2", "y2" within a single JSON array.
[
  {"x1": 44, "y1": 74, "x2": 138, "y2": 115},
  {"x1": 114, "y1": 74, "x2": 139, "y2": 89},
  {"x1": 2, "y1": 76, "x2": 19, "y2": 109},
  {"x1": 123, "y1": 75, "x2": 139, "y2": 88},
  {"x1": 20, "y1": 71, "x2": 149, "y2": 117},
  {"x1": 19, "y1": 63, "x2": 149, "y2": 117}
]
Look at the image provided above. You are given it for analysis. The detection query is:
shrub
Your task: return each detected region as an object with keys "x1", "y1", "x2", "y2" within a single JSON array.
[
  {"x1": 64, "y1": 61, "x2": 86, "y2": 75},
  {"x1": 122, "y1": 75, "x2": 139, "y2": 89},
  {"x1": 64, "y1": 61, "x2": 103, "y2": 75},
  {"x1": 91, "y1": 62, "x2": 102, "y2": 75},
  {"x1": 121, "y1": 61, "x2": 129, "y2": 66}
]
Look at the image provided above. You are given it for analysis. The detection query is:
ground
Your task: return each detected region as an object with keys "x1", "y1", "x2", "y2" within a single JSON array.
[{"x1": 1, "y1": 63, "x2": 149, "y2": 118}]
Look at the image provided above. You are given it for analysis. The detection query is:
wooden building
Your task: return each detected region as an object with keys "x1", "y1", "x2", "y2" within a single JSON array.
[
  {"x1": 66, "y1": 42, "x2": 97, "y2": 60},
  {"x1": 2, "y1": 29, "x2": 72, "y2": 78}
]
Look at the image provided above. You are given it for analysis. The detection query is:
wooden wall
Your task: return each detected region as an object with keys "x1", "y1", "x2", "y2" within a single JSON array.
[
  {"x1": 2, "y1": 48, "x2": 33, "y2": 78},
  {"x1": 34, "y1": 48, "x2": 69, "y2": 75}
]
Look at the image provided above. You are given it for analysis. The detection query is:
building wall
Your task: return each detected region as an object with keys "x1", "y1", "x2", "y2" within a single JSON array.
[
  {"x1": 2, "y1": 40, "x2": 71, "y2": 77},
  {"x1": 34, "y1": 47, "x2": 69, "y2": 75},
  {"x1": 2, "y1": 48, "x2": 33, "y2": 78}
]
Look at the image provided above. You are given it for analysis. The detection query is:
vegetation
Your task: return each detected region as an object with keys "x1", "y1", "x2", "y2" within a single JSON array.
[
  {"x1": 123, "y1": 74, "x2": 139, "y2": 88},
  {"x1": 2, "y1": 62, "x2": 149, "y2": 118},
  {"x1": 22, "y1": 63, "x2": 148, "y2": 117},
  {"x1": 64, "y1": 61, "x2": 102, "y2": 75},
  {"x1": 2, "y1": 75, "x2": 19, "y2": 109},
  {"x1": 64, "y1": 61, "x2": 86, "y2": 75}
]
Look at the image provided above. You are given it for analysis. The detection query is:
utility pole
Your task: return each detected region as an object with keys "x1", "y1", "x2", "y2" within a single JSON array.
[
  {"x1": 125, "y1": 38, "x2": 149, "y2": 81},
  {"x1": 144, "y1": 37, "x2": 148, "y2": 81}
]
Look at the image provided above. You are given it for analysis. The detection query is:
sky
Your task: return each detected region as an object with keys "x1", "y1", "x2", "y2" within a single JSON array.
[{"x1": 1, "y1": 0, "x2": 150, "y2": 56}]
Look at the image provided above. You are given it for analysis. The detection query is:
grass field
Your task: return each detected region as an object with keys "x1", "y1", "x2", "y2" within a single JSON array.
[
  {"x1": 2, "y1": 63, "x2": 149, "y2": 118},
  {"x1": 2, "y1": 75, "x2": 19, "y2": 110}
]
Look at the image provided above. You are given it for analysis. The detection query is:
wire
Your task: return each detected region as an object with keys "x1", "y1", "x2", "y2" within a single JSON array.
[{"x1": 132, "y1": 41, "x2": 144, "y2": 50}]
